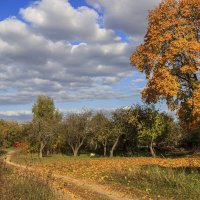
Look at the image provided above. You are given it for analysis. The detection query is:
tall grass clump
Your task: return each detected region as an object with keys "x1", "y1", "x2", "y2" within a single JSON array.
[
  {"x1": 105, "y1": 165, "x2": 200, "y2": 199},
  {"x1": 0, "y1": 161, "x2": 57, "y2": 200}
]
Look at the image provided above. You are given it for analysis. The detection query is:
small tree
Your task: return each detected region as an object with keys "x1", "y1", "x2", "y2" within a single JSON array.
[
  {"x1": 0, "y1": 120, "x2": 11, "y2": 148},
  {"x1": 109, "y1": 109, "x2": 129, "y2": 157},
  {"x1": 89, "y1": 112, "x2": 111, "y2": 156},
  {"x1": 32, "y1": 95, "x2": 61, "y2": 158},
  {"x1": 63, "y1": 111, "x2": 91, "y2": 157},
  {"x1": 0, "y1": 120, "x2": 22, "y2": 148},
  {"x1": 157, "y1": 113, "x2": 183, "y2": 146},
  {"x1": 130, "y1": 106, "x2": 164, "y2": 157}
]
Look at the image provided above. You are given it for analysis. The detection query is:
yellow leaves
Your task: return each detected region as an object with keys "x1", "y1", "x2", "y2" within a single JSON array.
[
  {"x1": 187, "y1": 84, "x2": 200, "y2": 124},
  {"x1": 142, "y1": 68, "x2": 180, "y2": 103},
  {"x1": 181, "y1": 65, "x2": 197, "y2": 73},
  {"x1": 22, "y1": 156, "x2": 200, "y2": 199},
  {"x1": 146, "y1": 188, "x2": 151, "y2": 192},
  {"x1": 130, "y1": 0, "x2": 200, "y2": 124},
  {"x1": 128, "y1": 167, "x2": 132, "y2": 172},
  {"x1": 35, "y1": 157, "x2": 200, "y2": 183}
]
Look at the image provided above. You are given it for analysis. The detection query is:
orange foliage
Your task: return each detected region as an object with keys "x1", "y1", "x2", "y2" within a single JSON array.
[{"x1": 130, "y1": 0, "x2": 200, "y2": 125}]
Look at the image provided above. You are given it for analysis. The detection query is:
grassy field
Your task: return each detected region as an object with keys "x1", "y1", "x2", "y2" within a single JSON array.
[
  {"x1": 107, "y1": 165, "x2": 200, "y2": 199},
  {"x1": 0, "y1": 161, "x2": 58, "y2": 200},
  {"x1": 11, "y1": 151, "x2": 200, "y2": 200},
  {"x1": 11, "y1": 152, "x2": 95, "y2": 164}
]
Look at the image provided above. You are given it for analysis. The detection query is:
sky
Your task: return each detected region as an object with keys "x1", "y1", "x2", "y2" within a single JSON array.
[{"x1": 0, "y1": 0, "x2": 164, "y2": 121}]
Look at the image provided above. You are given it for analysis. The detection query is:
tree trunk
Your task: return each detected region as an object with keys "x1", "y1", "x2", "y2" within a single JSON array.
[
  {"x1": 94, "y1": 141, "x2": 98, "y2": 151},
  {"x1": 103, "y1": 145, "x2": 107, "y2": 156},
  {"x1": 69, "y1": 143, "x2": 82, "y2": 157},
  {"x1": 69, "y1": 145, "x2": 78, "y2": 157},
  {"x1": 39, "y1": 140, "x2": 46, "y2": 158},
  {"x1": 73, "y1": 148, "x2": 79, "y2": 157},
  {"x1": 68, "y1": 137, "x2": 85, "y2": 157},
  {"x1": 102, "y1": 139, "x2": 107, "y2": 157},
  {"x1": 110, "y1": 136, "x2": 120, "y2": 157},
  {"x1": 150, "y1": 139, "x2": 156, "y2": 157}
]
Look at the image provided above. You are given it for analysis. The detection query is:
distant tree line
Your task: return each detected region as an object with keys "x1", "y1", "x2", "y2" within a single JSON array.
[{"x1": 0, "y1": 95, "x2": 199, "y2": 158}]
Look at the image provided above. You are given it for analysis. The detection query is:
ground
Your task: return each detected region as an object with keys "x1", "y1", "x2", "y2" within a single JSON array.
[{"x1": 2, "y1": 149, "x2": 200, "y2": 200}]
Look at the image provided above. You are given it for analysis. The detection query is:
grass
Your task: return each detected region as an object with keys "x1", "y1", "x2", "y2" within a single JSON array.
[
  {"x1": 0, "y1": 149, "x2": 6, "y2": 156},
  {"x1": 105, "y1": 165, "x2": 200, "y2": 200},
  {"x1": 9, "y1": 149, "x2": 200, "y2": 199},
  {"x1": 11, "y1": 150, "x2": 126, "y2": 165},
  {"x1": 2, "y1": 147, "x2": 18, "y2": 152},
  {"x1": 0, "y1": 161, "x2": 58, "y2": 200},
  {"x1": 11, "y1": 152, "x2": 97, "y2": 165}
]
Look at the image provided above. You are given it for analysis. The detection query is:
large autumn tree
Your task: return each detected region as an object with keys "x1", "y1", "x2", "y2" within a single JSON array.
[{"x1": 130, "y1": 0, "x2": 200, "y2": 128}]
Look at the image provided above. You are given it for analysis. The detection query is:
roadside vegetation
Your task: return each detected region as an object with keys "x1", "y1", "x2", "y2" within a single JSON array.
[
  {"x1": 107, "y1": 165, "x2": 200, "y2": 200},
  {"x1": 0, "y1": 160, "x2": 57, "y2": 200}
]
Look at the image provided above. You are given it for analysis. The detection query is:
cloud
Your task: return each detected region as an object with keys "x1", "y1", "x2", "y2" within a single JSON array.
[
  {"x1": 0, "y1": 0, "x2": 162, "y2": 111},
  {"x1": 0, "y1": 110, "x2": 31, "y2": 117},
  {"x1": 0, "y1": 16, "x2": 132, "y2": 105},
  {"x1": 0, "y1": 110, "x2": 32, "y2": 122},
  {"x1": 0, "y1": 107, "x2": 117, "y2": 121},
  {"x1": 131, "y1": 78, "x2": 145, "y2": 83},
  {"x1": 20, "y1": 0, "x2": 117, "y2": 43},
  {"x1": 87, "y1": 0, "x2": 161, "y2": 39}
]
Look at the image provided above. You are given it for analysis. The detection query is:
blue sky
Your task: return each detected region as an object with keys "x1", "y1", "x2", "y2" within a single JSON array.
[{"x1": 0, "y1": 0, "x2": 165, "y2": 121}]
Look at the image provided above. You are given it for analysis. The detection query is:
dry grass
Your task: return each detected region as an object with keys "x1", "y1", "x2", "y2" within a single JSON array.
[
  {"x1": 0, "y1": 161, "x2": 58, "y2": 200},
  {"x1": 34, "y1": 156, "x2": 200, "y2": 199},
  {"x1": 10, "y1": 152, "x2": 200, "y2": 199},
  {"x1": 106, "y1": 165, "x2": 200, "y2": 199}
]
